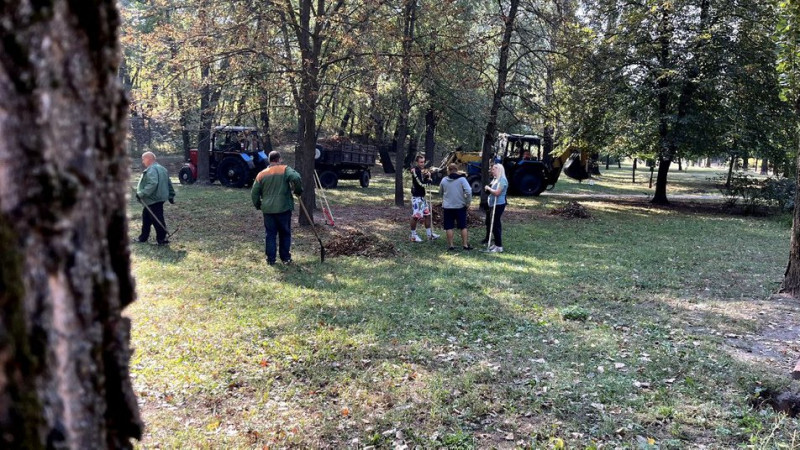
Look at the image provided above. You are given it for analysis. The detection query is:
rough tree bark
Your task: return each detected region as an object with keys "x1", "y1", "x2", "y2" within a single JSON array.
[
  {"x1": 0, "y1": 1, "x2": 142, "y2": 448},
  {"x1": 781, "y1": 96, "x2": 800, "y2": 296},
  {"x1": 480, "y1": 0, "x2": 520, "y2": 208},
  {"x1": 394, "y1": 0, "x2": 417, "y2": 207}
]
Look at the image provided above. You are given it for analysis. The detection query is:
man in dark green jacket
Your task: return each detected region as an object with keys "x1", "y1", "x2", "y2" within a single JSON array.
[
  {"x1": 135, "y1": 151, "x2": 175, "y2": 245},
  {"x1": 251, "y1": 151, "x2": 302, "y2": 265}
]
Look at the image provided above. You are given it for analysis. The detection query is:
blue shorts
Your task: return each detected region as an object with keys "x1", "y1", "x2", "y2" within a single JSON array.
[{"x1": 443, "y1": 207, "x2": 467, "y2": 230}]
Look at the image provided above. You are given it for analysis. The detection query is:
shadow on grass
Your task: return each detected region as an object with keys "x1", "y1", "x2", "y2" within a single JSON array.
[{"x1": 129, "y1": 180, "x2": 797, "y2": 447}]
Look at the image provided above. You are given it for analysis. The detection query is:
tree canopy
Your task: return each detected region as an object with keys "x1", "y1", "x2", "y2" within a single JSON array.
[{"x1": 120, "y1": 0, "x2": 796, "y2": 203}]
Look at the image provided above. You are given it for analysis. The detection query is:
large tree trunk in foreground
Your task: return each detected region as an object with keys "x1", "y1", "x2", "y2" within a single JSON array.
[
  {"x1": 782, "y1": 97, "x2": 800, "y2": 296},
  {"x1": 0, "y1": 2, "x2": 142, "y2": 448}
]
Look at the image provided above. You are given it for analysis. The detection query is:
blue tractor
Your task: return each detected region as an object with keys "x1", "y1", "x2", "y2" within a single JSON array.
[{"x1": 496, "y1": 133, "x2": 590, "y2": 196}]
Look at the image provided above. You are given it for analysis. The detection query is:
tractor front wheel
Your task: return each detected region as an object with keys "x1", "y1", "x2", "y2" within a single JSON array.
[
  {"x1": 178, "y1": 166, "x2": 196, "y2": 185},
  {"x1": 318, "y1": 170, "x2": 338, "y2": 189},
  {"x1": 217, "y1": 157, "x2": 248, "y2": 188}
]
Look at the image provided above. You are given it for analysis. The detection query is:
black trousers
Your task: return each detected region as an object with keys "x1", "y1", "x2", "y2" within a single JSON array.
[
  {"x1": 138, "y1": 201, "x2": 168, "y2": 243},
  {"x1": 484, "y1": 203, "x2": 506, "y2": 247}
]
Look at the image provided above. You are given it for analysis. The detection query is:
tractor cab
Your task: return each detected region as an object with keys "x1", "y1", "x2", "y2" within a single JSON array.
[
  {"x1": 210, "y1": 126, "x2": 267, "y2": 187},
  {"x1": 497, "y1": 134, "x2": 542, "y2": 163},
  {"x1": 495, "y1": 134, "x2": 549, "y2": 196}
]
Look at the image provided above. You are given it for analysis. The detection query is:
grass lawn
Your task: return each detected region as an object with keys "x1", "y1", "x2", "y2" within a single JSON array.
[
  {"x1": 128, "y1": 166, "x2": 800, "y2": 449},
  {"x1": 547, "y1": 164, "x2": 732, "y2": 197}
]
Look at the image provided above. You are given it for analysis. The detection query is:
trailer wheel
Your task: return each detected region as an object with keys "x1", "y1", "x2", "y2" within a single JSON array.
[
  {"x1": 359, "y1": 171, "x2": 371, "y2": 188},
  {"x1": 217, "y1": 157, "x2": 248, "y2": 188},
  {"x1": 512, "y1": 168, "x2": 544, "y2": 196},
  {"x1": 178, "y1": 167, "x2": 196, "y2": 185},
  {"x1": 318, "y1": 170, "x2": 338, "y2": 189},
  {"x1": 468, "y1": 175, "x2": 483, "y2": 195}
]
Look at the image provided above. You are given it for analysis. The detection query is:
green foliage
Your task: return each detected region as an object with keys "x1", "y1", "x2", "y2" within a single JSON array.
[
  {"x1": 718, "y1": 172, "x2": 796, "y2": 213},
  {"x1": 762, "y1": 176, "x2": 797, "y2": 211},
  {"x1": 560, "y1": 305, "x2": 590, "y2": 322},
  {"x1": 720, "y1": 172, "x2": 767, "y2": 212},
  {"x1": 438, "y1": 430, "x2": 475, "y2": 449}
]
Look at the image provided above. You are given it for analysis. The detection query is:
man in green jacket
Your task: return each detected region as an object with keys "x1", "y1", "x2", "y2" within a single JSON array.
[
  {"x1": 135, "y1": 151, "x2": 175, "y2": 246},
  {"x1": 251, "y1": 151, "x2": 303, "y2": 265}
]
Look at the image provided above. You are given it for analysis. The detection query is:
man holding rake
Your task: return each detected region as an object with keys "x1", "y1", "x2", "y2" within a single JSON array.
[{"x1": 135, "y1": 151, "x2": 175, "y2": 246}]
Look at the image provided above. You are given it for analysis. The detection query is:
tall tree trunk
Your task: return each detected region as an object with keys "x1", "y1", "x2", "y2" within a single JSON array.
[
  {"x1": 542, "y1": 64, "x2": 555, "y2": 174},
  {"x1": 782, "y1": 96, "x2": 800, "y2": 295},
  {"x1": 286, "y1": 0, "x2": 333, "y2": 224},
  {"x1": 761, "y1": 158, "x2": 769, "y2": 175},
  {"x1": 260, "y1": 92, "x2": 274, "y2": 152},
  {"x1": 423, "y1": 42, "x2": 438, "y2": 164},
  {"x1": 394, "y1": 0, "x2": 417, "y2": 207},
  {"x1": 652, "y1": 4, "x2": 673, "y2": 205},
  {"x1": 424, "y1": 106, "x2": 437, "y2": 164},
  {"x1": 652, "y1": 0, "x2": 707, "y2": 204},
  {"x1": 726, "y1": 154, "x2": 735, "y2": 190},
  {"x1": 337, "y1": 102, "x2": 353, "y2": 137},
  {"x1": 480, "y1": 0, "x2": 520, "y2": 208},
  {"x1": 277, "y1": 11, "x2": 303, "y2": 141},
  {"x1": 177, "y1": 90, "x2": 192, "y2": 161},
  {"x1": 197, "y1": 61, "x2": 213, "y2": 184},
  {"x1": 632, "y1": 158, "x2": 637, "y2": 183},
  {"x1": 0, "y1": 2, "x2": 142, "y2": 447}
]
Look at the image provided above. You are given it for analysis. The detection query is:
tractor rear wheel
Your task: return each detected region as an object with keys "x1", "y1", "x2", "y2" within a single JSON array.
[
  {"x1": 318, "y1": 170, "x2": 338, "y2": 189},
  {"x1": 217, "y1": 157, "x2": 248, "y2": 188},
  {"x1": 359, "y1": 170, "x2": 371, "y2": 188},
  {"x1": 178, "y1": 167, "x2": 196, "y2": 185},
  {"x1": 512, "y1": 168, "x2": 545, "y2": 196}
]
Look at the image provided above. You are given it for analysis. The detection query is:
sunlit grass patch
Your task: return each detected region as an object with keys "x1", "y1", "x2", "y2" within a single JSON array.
[{"x1": 128, "y1": 172, "x2": 798, "y2": 448}]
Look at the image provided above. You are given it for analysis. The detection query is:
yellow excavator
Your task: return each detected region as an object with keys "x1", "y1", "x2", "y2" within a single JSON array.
[
  {"x1": 430, "y1": 134, "x2": 592, "y2": 196},
  {"x1": 428, "y1": 147, "x2": 484, "y2": 194}
]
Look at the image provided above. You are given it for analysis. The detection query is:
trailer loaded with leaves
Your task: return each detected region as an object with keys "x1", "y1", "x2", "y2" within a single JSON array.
[{"x1": 314, "y1": 138, "x2": 377, "y2": 188}]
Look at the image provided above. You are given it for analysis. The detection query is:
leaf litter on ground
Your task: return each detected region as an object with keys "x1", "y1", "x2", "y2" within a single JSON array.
[{"x1": 325, "y1": 227, "x2": 398, "y2": 258}]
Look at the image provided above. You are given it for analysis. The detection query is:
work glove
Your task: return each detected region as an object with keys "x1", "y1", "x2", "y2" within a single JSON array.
[
  {"x1": 169, "y1": 198, "x2": 175, "y2": 204},
  {"x1": 255, "y1": 201, "x2": 262, "y2": 210}
]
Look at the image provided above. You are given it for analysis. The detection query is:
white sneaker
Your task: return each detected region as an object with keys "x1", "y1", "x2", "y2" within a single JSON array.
[
  {"x1": 428, "y1": 232, "x2": 440, "y2": 240},
  {"x1": 410, "y1": 234, "x2": 423, "y2": 242},
  {"x1": 489, "y1": 245, "x2": 503, "y2": 253}
]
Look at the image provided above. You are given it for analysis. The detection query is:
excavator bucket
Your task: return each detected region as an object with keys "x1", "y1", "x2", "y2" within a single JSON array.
[{"x1": 563, "y1": 152, "x2": 590, "y2": 181}]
